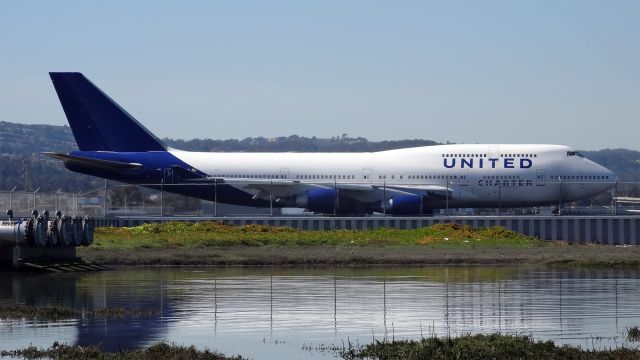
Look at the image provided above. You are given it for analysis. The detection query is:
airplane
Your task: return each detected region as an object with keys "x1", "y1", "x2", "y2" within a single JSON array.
[{"x1": 45, "y1": 72, "x2": 617, "y2": 216}]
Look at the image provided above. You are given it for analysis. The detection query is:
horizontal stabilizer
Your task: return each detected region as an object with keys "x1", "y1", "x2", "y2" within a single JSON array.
[
  {"x1": 43, "y1": 152, "x2": 143, "y2": 171},
  {"x1": 168, "y1": 165, "x2": 207, "y2": 180}
]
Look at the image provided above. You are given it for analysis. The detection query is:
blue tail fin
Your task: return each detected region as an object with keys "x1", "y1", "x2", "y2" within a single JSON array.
[{"x1": 49, "y1": 72, "x2": 165, "y2": 152}]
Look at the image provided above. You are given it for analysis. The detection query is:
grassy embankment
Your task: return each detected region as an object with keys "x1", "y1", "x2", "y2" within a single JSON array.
[
  {"x1": 338, "y1": 334, "x2": 640, "y2": 360},
  {"x1": 4, "y1": 334, "x2": 640, "y2": 360},
  {"x1": 0, "y1": 342, "x2": 242, "y2": 360},
  {"x1": 78, "y1": 222, "x2": 640, "y2": 266},
  {"x1": 0, "y1": 304, "x2": 158, "y2": 321}
]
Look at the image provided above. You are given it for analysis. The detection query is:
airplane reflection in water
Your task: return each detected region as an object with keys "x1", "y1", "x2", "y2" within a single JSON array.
[{"x1": 2, "y1": 268, "x2": 640, "y2": 359}]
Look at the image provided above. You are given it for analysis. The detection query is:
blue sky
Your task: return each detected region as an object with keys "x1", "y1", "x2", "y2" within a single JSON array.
[{"x1": 0, "y1": 1, "x2": 638, "y2": 150}]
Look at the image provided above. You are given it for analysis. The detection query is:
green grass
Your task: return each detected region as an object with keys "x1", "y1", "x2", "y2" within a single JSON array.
[
  {"x1": 339, "y1": 334, "x2": 640, "y2": 360},
  {"x1": 93, "y1": 222, "x2": 547, "y2": 250}
]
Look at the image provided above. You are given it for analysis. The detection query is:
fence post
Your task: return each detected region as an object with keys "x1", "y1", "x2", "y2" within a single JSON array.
[
  {"x1": 104, "y1": 180, "x2": 108, "y2": 217},
  {"x1": 33, "y1": 187, "x2": 40, "y2": 212},
  {"x1": 614, "y1": 180, "x2": 618, "y2": 215},
  {"x1": 9, "y1": 186, "x2": 16, "y2": 213},
  {"x1": 557, "y1": 178, "x2": 562, "y2": 216},
  {"x1": 160, "y1": 178, "x2": 164, "y2": 217},
  {"x1": 214, "y1": 181, "x2": 217, "y2": 217}
]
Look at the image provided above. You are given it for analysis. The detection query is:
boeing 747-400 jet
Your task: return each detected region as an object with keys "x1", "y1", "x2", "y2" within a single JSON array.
[{"x1": 45, "y1": 72, "x2": 617, "y2": 215}]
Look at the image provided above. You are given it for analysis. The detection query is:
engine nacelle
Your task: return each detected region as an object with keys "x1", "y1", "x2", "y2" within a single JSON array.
[
  {"x1": 296, "y1": 189, "x2": 337, "y2": 214},
  {"x1": 385, "y1": 194, "x2": 423, "y2": 215}
]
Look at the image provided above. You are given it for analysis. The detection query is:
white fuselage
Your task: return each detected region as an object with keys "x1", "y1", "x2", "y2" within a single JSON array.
[{"x1": 170, "y1": 144, "x2": 616, "y2": 208}]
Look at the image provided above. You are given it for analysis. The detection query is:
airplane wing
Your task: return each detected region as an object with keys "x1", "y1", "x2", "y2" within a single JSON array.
[
  {"x1": 383, "y1": 184, "x2": 453, "y2": 198},
  {"x1": 43, "y1": 152, "x2": 143, "y2": 170},
  {"x1": 196, "y1": 178, "x2": 453, "y2": 203},
  {"x1": 180, "y1": 176, "x2": 463, "y2": 212}
]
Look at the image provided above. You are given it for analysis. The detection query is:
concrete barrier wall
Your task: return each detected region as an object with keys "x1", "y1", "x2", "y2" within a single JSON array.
[{"x1": 92, "y1": 216, "x2": 640, "y2": 245}]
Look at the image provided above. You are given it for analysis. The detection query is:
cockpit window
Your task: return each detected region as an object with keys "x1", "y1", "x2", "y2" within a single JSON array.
[{"x1": 567, "y1": 151, "x2": 584, "y2": 157}]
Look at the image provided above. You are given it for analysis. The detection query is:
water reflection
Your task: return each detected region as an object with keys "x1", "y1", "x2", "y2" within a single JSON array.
[{"x1": 1, "y1": 267, "x2": 640, "y2": 359}]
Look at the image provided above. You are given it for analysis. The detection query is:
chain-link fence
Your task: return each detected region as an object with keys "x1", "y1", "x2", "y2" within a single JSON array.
[{"x1": 0, "y1": 181, "x2": 638, "y2": 218}]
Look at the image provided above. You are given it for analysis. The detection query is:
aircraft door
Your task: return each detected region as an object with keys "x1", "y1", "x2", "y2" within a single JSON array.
[
  {"x1": 279, "y1": 168, "x2": 290, "y2": 179},
  {"x1": 458, "y1": 169, "x2": 470, "y2": 186},
  {"x1": 163, "y1": 168, "x2": 174, "y2": 184},
  {"x1": 362, "y1": 168, "x2": 372, "y2": 181},
  {"x1": 536, "y1": 169, "x2": 545, "y2": 186},
  {"x1": 488, "y1": 145, "x2": 499, "y2": 159}
]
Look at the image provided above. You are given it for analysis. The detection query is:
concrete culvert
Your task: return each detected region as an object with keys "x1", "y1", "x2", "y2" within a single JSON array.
[
  {"x1": 0, "y1": 220, "x2": 28, "y2": 246},
  {"x1": 48, "y1": 219, "x2": 59, "y2": 246},
  {"x1": 58, "y1": 216, "x2": 74, "y2": 247},
  {"x1": 72, "y1": 216, "x2": 83, "y2": 246},
  {"x1": 34, "y1": 216, "x2": 48, "y2": 247},
  {"x1": 24, "y1": 218, "x2": 35, "y2": 246}
]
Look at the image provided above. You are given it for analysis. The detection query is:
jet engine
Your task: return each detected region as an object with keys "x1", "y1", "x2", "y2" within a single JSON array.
[
  {"x1": 384, "y1": 194, "x2": 423, "y2": 215},
  {"x1": 296, "y1": 188, "x2": 338, "y2": 214}
]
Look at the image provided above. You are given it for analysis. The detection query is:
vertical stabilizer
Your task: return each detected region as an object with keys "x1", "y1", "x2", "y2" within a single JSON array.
[{"x1": 49, "y1": 72, "x2": 165, "y2": 152}]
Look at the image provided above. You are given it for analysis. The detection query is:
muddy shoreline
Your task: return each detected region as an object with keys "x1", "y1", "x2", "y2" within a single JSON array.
[{"x1": 78, "y1": 245, "x2": 640, "y2": 267}]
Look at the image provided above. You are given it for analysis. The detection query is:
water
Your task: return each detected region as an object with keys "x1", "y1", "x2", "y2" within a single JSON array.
[{"x1": 1, "y1": 266, "x2": 640, "y2": 359}]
